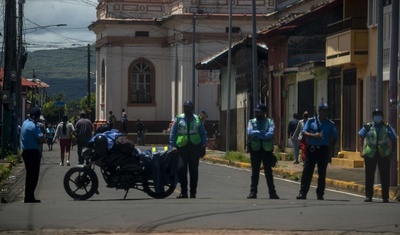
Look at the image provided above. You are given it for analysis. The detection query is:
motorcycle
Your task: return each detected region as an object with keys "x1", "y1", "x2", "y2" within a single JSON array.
[{"x1": 63, "y1": 131, "x2": 178, "y2": 200}]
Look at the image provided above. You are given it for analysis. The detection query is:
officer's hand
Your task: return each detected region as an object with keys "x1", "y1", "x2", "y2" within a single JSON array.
[
  {"x1": 363, "y1": 124, "x2": 371, "y2": 131},
  {"x1": 171, "y1": 147, "x2": 178, "y2": 154}
]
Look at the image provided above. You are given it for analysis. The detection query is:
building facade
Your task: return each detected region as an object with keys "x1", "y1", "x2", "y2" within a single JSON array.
[{"x1": 89, "y1": 0, "x2": 277, "y2": 132}]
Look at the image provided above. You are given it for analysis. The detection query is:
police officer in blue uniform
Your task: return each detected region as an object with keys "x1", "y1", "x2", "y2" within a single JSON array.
[
  {"x1": 170, "y1": 101, "x2": 207, "y2": 199},
  {"x1": 358, "y1": 108, "x2": 397, "y2": 203},
  {"x1": 247, "y1": 103, "x2": 279, "y2": 199},
  {"x1": 296, "y1": 103, "x2": 338, "y2": 200},
  {"x1": 20, "y1": 107, "x2": 46, "y2": 203}
]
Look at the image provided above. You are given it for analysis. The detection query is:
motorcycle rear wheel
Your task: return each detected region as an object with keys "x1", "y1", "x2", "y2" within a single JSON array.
[
  {"x1": 144, "y1": 180, "x2": 176, "y2": 199},
  {"x1": 64, "y1": 167, "x2": 99, "y2": 200}
]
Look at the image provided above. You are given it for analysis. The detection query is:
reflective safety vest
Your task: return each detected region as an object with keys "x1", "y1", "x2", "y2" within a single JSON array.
[
  {"x1": 175, "y1": 114, "x2": 202, "y2": 147},
  {"x1": 249, "y1": 118, "x2": 273, "y2": 152},
  {"x1": 363, "y1": 123, "x2": 391, "y2": 158}
]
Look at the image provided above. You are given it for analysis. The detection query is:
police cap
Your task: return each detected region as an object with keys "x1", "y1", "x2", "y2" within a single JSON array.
[
  {"x1": 318, "y1": 103, "x2": 329, "y2": 111},
  {"x1": 372, "y1": 108, "x2": 383, "y2": 116},
  {"x1": 183, "y1": 100, "x2": 194, "y2": 108},
  {"x1": 254, "y1": 103, "x2": 267, "y2": 112},
  {"x1": 29, "y1": 106, "x2": 41, "y2": 118}
]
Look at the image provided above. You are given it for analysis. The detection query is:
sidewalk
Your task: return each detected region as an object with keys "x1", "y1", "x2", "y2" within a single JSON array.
[{"x1": 203, "y1": 150, "x2": 400, "y2": 201}]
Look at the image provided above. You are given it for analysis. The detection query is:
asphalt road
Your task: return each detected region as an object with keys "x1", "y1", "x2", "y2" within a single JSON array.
[{"x1": 0, "y1": 145, "x2": 399, "y2": 234}]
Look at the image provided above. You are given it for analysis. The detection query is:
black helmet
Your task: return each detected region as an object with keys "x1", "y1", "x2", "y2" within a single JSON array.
[
  {"x1": 94, "y1": 135, "x2": 108, "y2": 159},
  {"x1": 372, "y1": 108, "x2": 383, "y2": 116}
]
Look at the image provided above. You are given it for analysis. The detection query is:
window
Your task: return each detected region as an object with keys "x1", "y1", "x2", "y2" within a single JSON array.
[
  {"x1": 225, "y1": 27, "x2": 241, "y2": 33},
  {"x1": 135, "y1": 31, "x2": 149, "y2": 37},
  {"x1": 129, "y1": 58, "x2": 155, "y2": 104}
]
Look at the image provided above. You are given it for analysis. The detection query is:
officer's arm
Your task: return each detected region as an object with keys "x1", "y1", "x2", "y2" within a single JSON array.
[
  {"x1": 169, "y1": 118, "x2": 178, "y2": 147},
  {"x1": 388, "y1": 126, "x2": 398, "y2": 140},
  {"x1": 36, "y1": 127, "x2": 46, "y2": 144},
  {"x1": 358, "y1": 127, "x2": 367, "y2": 139},
  {"x1": 247, "y1": 120, "x2": 259, "y2": 137},
  {"x1": 260, "y1": 119, "x2": 274, "y2": 140}
]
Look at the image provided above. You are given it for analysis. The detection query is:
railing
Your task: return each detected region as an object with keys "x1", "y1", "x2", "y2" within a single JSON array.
[{"x1": 327, "y1": 17, "x2": 367, "y2": 35}]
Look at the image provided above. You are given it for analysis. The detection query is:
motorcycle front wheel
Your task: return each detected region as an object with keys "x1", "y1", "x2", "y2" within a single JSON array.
[
  {"x1": 144, "y1": 180, "x2": 176, "y2": 199},
  {"x1": 63, "y1": 167, "x2": 99, "y2": 200}
]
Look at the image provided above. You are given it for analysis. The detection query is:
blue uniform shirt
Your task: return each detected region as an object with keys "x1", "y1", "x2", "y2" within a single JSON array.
[
  {"x1": 169, "y1": 114, "x2": 208, "y2": 147},
  {"x1": 20, "y1": 118, "x2": 44, "y2": 150},
  {"x1": 358, "y1": 123, "x2": 398, "y2": 140},
  {"x1": 247, "y1": 117, "x2": 274, "y2": 140},
  {"x1": 303, "y1": 117, "x2": 338, "y2": 146}
]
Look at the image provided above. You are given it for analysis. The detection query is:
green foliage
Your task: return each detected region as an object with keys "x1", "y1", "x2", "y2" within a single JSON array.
[
  {"x1": 222, "y1": 151, "x2": 250, "y2": 163},
  {"x1": 80, "y1": 92, "x2": 96, "y2": 112},
  {"x1": 22, "y1": 46, "x2": 96, "y2": 101}
]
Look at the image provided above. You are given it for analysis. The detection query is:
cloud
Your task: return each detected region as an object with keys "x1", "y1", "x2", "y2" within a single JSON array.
[{"x1": 23, "y1": 0, "x2": 97, "y2": 50}]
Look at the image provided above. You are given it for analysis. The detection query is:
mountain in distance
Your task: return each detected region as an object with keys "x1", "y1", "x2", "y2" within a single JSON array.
[{"x1": 21, "y1": 46, "x2": 96, "y2": 101}]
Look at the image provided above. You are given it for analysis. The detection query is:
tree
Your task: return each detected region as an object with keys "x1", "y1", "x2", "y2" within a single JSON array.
[{"x1": 80, "y1": 92, "x2": 96, "y2": 120}]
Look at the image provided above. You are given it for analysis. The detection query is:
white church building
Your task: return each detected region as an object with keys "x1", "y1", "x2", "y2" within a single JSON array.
[{"x1": 89, "y1": 0, "x2": 277, "y2": 132}]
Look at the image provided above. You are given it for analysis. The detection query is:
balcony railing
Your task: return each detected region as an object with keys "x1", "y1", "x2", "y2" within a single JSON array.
[{"x1": 327, "y1": 17, "x2": 367, "y2": 36}]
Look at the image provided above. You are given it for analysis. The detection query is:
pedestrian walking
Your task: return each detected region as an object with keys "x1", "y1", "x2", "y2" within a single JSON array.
[
  {"x1": 247, "y1": 103, "x2": 279, "y2": 200},
  {"x1": 75, "y1": 112, "x2": 93, "y2": 165},
  {"x1": 296, "y1": 103, "x2": 338, "y2": 200},
  {"x1": 108, "y1": 110, "x2": 116, "y2": 130},
  {"x1": 53, "y1": 115, "x2": 75, "y2": 166},
  {"x1": 122, "y1": 109, "x2": 128, "y2": 134},
  {"x1": 136, "y1": 119, "x2": 145, "y2": 145},
  {"x1": 20, "y1": 106, "x2": 46, "y2": 203},
  {"x1": 45, "y1": 122, "x2": 55, "y2": 151},
  {"x1": 170, "y1": 100, "x2": 207, "y2": 199},
  {"x1": 288, "y1": 113, "x2": 299, "y2": 164},
  {"x1": 358, "y1": 108, "x2": 397, "y2": 203},
  {"x1": 292, "y1": 111, "x2": 309, "y2": 163}
]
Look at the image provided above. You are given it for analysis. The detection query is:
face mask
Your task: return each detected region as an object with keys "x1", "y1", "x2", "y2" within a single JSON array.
[
  {"x1": 256, "y1": 114, "x2": 263, "y2": 120},
  {"x1": 373, "y1": 115, "x2": 383, "y2": 123}
]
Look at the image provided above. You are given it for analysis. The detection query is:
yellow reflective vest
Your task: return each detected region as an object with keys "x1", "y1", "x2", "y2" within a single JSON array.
[
  {"x1": 249, "y1": 118, "x2": 273, "y2": 152},
  {"x1": 175, "y1": 114, "x2": 202, "y2": 147},
  {"x1": 363, "y1": 123, "x2": 391, "y2": 158}
]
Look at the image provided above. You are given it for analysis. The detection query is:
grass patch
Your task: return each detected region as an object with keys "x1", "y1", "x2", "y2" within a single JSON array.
[
  {"x1": 222, "y1": 151, "x2": 250, "y2": 163},
  {"x1": 0, "y1": 151, "x2": 22, "y2": 184}
]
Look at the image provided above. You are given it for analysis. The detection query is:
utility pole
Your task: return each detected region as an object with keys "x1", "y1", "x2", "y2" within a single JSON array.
[
  {"x1": 192, "y1": 13, "x2": 196, "y2": 107},
  {"x1": 87, "y1": 44, "x2": 91, "y2": 119},
  {"x1": 251, "y1": 0, "x2": 258, "y2": 109},
  {"x1": 14, "y1": 0, "x2": 25, "y2": 155},
  {"x1": 174, "y1": 29, "x2": 179, "y2": 117},
  {"x1": 2, "y1": 0, "x2": 17, "y2": 157},
  {"x1": 226, "y1": 0, "x2": 233, "y2": 152},
  {"x1": 389, "y1": 0, "x2": 399, "y2": 186},
  {"x1": 377, "y1": 0, "x2": 383, "y2": 110}
]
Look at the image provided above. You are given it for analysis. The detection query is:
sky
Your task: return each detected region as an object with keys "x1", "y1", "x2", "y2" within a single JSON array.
[{"x1": 20, "y1": 0, "x2": 97, "y2": 51}]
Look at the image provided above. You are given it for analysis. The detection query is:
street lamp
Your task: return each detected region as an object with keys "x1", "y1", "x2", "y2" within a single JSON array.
[{"x1": 24, "y1": 24, "x2": 67, "y2": 33}]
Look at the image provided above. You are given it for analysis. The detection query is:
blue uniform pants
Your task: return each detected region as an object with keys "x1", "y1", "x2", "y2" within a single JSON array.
[
  {"x1": 249, "y1": 149, "x2": 277, "y2": 195},
  {"x1": 22, "y1": 149, "x2": 41, "y2": 201},
  {"x1": 177, "y1": 143, "x2": 201, "y2": 195},
  {"x1": 364, "y1": 153, "x2": 390, "y2": 200},
  {"x1": 299, "y1": 146, "x2": 329, "y2": 196}
]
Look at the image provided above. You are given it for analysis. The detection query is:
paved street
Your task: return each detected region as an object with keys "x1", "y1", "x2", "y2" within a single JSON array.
[{"x1": 0, "y1": 144, "x2": 399, "y2": 234}]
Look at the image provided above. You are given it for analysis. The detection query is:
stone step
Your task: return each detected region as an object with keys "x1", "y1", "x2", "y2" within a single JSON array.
[
  {"x1": 331, "y1": 157, "x2": 364, "y2": 168},
  {"x1": 337, "y1": 151, "x2": 363, "y2": 160},
  {"x1": 279, "y1": 152, "x2": 293, "y2": 161}
]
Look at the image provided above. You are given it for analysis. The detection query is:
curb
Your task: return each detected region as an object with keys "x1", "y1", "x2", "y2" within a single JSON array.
[{"x1": 202, "y1": 155, "x2": 400, "y2": 200}]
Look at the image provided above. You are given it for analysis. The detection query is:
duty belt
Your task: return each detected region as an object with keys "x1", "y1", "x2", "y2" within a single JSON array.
[{"x1": 309, "y1": 145, "x2": 328, "y2": 153}]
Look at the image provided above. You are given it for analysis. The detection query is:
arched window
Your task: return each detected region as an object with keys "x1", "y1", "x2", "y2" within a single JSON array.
[{"x1": 128, "y1": 58, "x2": 155, "y2": 104}]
